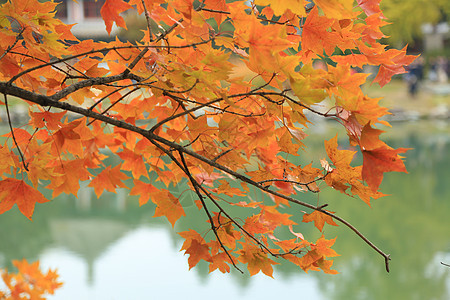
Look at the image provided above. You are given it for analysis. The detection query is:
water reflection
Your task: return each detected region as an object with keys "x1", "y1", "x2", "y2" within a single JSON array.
[{"x1": 0, "y1": 120, "x2": 448, "y2": 299}]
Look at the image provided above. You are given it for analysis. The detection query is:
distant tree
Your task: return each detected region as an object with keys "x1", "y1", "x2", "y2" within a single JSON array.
[
  {"x1": 381, "y1": 0, "x2": 450, "y2": 45},
  {"x1": 0, "y1": 0, "x2": 414, "y2": 284}
]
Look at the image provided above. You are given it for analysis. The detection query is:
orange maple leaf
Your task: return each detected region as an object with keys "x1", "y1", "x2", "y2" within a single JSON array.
[
  {"x1": 357, "y1": 0, "x2": 383, "y2": 16},
  {"x1": 52, "y1": 120, "x2": 83, "y2": 157},
  {"x1": 314, "y1": 0, "x2": 354, "y2": 19},
  {"x1": 100, "y1": 0, "x2": 133, "y2": 35},
  {"x1": 325, "y1": 135, "x2": 357, "y2": 168},
  {"x1": 117, "y1": 147, "x2": 149, "y2": 179},
  {"x1": 316, "y1": 257, "x2": 339, "y2": 274},
  {"x1": 88, "y1": 164, "x2": 129, "y2": 198},
  {"x1": 209, "y1": 252, "x2": 231, "y2": 273},
  {"x1": 0, "y1": 178, "x2": 50, "y2": 220},
  {"x1": 332, "y1": 53, "x2": 369, "y2": 68},
  {"x1": 259, "y1": 205, "x2": 296, "y2": 232},
  {"x1": 302, "y1": 210, "x2": 338, "y2": 231},
  {"x1": 184, "y1": 239, "x2": 211, "y2": 269},
  {"x1": 373, "y1": 47, "x2": 417, "y2": 87},
  {"x1": 362, "y1": 147, "x2": 409, "y2": 191},
  {"x1": 129, "y1": 179, "x2": 159, "y2": 206},
  {"x1": 153, "y1": 190, "x2": 185, "y2": 227},
  {"x1": 359, "y1": 123, "x2": 409, "y2": 191},
  {"x1": 359, "y1": 122, "x2": 387, "y2": 150},
  {"x1": 0, "y1": 145, "x2": 15, "y2": 173},
  {"x1": 301, "y1": 7, "x2": 340, "y2": 56},
  {"x1": 237, "y1": 242, "x2": 279, "y2": 277},
  {"x1": 254, "y1": 0, "x2": 307, "y2": 16},
  {"x1": 30, "y1": 110, "x2": 66, "y2": 131},
  {"x1": 314, "y1": 236, "x2": 339, "y2": 258},
  {"x1": 179, "y1": 229, "x2": 211, "y2": 269},
  {"x1": 211, "y1": 213, "x2": 241, "y2": 249}
]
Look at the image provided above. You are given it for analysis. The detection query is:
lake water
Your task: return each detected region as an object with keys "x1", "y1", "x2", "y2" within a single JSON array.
[{"x1": 0, "y1": 120, "x2": 449, "y2": 300}]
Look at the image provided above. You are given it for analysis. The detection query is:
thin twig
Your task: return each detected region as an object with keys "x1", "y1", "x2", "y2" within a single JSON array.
[
  {"x1": 123, "y1": 18, "x2": 184, "y2": 76},
  {"x1": 0, "y1": 27, "x2": 24, "y2": 61},
  {"x1": 197, "y1": 184, "x2": 278, "y2": 256},
  {"x1": 87, "y1": 87, "x2": 141, "y2": 126},
  {"x1": 7, "y1": 31, "x2": 210, "y2": 85},
  {"x1": 148, "y1": 137, "x2": 243, "y2": 273},
  {"x1": 212, "y1": 148, "x2": 233, "y2": 162},
  {"x1": 258, "y1": 172, "x2": 329, "y2": 193},
  {"x1": 140, "y1": 0, "x2": 154, "y2": 42},
  {"x1": 178, "y1": 150, "x2": 244, "y2": 273},
  {"x1": 3, "y1": 93, "x2": 28, "y2": 171}
]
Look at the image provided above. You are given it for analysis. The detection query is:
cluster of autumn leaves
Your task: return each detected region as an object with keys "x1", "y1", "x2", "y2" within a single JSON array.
[
  {"x1": 0, "y1": 0, "x2": 413, "y2": 282},
  {"x1": 0, "y1": 260, "x2": 62, "y2": 299}
]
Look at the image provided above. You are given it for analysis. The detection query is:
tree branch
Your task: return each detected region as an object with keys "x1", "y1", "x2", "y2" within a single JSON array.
[{"x1": 0, "y1": 82, "x2": 390, "y2": 272}]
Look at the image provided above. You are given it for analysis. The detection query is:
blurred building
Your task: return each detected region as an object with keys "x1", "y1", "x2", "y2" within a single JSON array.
[{"x1": 422, "y1": 22, "x2": 450, "y2": 53}]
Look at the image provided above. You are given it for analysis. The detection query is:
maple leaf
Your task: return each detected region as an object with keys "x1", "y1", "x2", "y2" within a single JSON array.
[
  {"x1": 359, "y1": 123, "x2": 409, "y2": 191},
  {"x1": 0, "y1": 178, "x2": 50, "y2": 220},
  {"x1": 117, "y1": 147, "x2": 149, "y2": 179},
  {"x1": 179, "y1": 230, "x2": 211, "y2": 269},
  {"x1": 88, "y1": 164, "x2": 129, "y2": 198},
  {"x1": 52, "y1": 120, "x2": 83, "y2": 156},
  {"x1": 373, "y1": 47, "x2": 417, "y2": 87},
  {"x1": 0, "y1": 47, "x2": 21, "y2": 78},
  {"x1": 209, "y1": 252, "x2": 231, "y2": 273},
  {"x1": 316, "y1": 258, "x2": 339, "y2": 274},
  {"x1": 2, "y1": 128, "x2": 32, "y2": 149},
  {"x1": 212, "y1": 214, "x2": 241, "y2": 249},
  {"x1": 302, "y1": 210, "x2": 338, "y2": 231},
  {"x1": 237, "y1": 243, "x2": 279, "y2": 277},
  {"x1": 259, "y1": 205, "x2": 296, "y2": 232},
  {"x1": 153, "y1": 190, "x2": 186, "y2": 227},
  {"x1": 100, "y1": 0, "x2": 133, "y2": 35},
  {"x1": 46, "y1": 159, "x2": 91, "y2": 197},
  {"x1": 0, "y1": 145, "x2": 15, "y2": 174},
  {"x1": 325, "y1": 135, "x2": 357, "y2": 168},
  {"x1": 314, "y1": 236, "x2": 339, "y2": 258},
  {"x1": 314, "y1": 0, "x2": 354, "y2": 19},
  {"x1": 214, "y1": 180, "x2": 246, "y2": 197},
  {"x1": 350, "y1": 180, "x2": 386, "y2": 206},
  {"x1": 30, "y1": 110, "x2": 66, "y2": 131},
  {"x1": 359, "y1": 122, "x2": 386, "y2": 150},
  {"x1": 301, "y1": 7, "x2": 341, "y2": 56},
  {"x1": 254, "y1": 0, "x2": 307, "y2": 17},
  {"x1": 332, "y1": 53, "x2": 369, "y2": 68},
  {"x1": 357, "y1": 0, "x2": 383, "y2": 16},
  {"x1": 185, "y1": 239, "x2": 211, "y2": 269},
  {"x1": 129, "y1": 179, "x2": 159, "y2": 206},
  {"x1": 362, "y1": 13, "x2": 389, "y2": 45},
  {"x1": 362, "y1": 147, "x2": 409, "y2": 191}
]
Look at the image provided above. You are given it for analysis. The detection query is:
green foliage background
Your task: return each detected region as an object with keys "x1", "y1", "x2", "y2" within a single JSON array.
[{"x1": 381, "y1": 0, "x2": 450, "y2": 45}]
